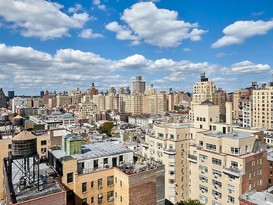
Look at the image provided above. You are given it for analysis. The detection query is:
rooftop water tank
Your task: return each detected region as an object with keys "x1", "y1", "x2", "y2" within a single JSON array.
[{"x1": 11, "y1": 131, "x2": 37, "y2": 157}]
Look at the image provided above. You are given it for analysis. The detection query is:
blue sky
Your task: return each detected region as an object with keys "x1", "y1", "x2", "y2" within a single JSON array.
[{"x1": 0, "y1": 0, "x2": 273, "y2": 95}]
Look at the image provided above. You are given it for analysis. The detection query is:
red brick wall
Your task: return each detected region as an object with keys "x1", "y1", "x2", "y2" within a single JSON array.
[
  {"x1": 128, "y1": 170, "x2": 157, "y2": 205},
  {"x1": 242, "y1": 151, "x2": 268, "y2": 193},
  {"x1": 240, "y1": 198, "x2": 257, "y2": 205},
  {"x1": 16, "y1": 191, "x2": 66, "y2": 205}
]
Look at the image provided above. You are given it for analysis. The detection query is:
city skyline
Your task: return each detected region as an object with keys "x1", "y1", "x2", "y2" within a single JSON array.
[{"x1": 0, "y1": 0, "x2": 273, "y2": 95}]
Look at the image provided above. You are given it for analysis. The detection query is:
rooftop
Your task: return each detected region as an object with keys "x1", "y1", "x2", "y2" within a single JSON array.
[
  {"x1": 156, "y1": 123, "x2": 193, "y2": 129},
  {"x1": 240, "y1": 186, "x2": 273, "y2": 205},
  {"x1": 51, "y1": 141, "x2": 133, "y2": 162},
  {"x1": 6, "y1": 161, "x2": 64, "y2": 203},
  {"x1": 202, "y1": 130, "x2": 255, "y2": 139}
]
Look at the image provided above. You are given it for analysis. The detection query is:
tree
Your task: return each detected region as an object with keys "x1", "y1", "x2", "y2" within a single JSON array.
[
  {"x1": 98, "y1": 122, "x2": 114, "y2": 137},
  {"x1": 177, "y1": 199, "x2": 204, "y2": 205}
]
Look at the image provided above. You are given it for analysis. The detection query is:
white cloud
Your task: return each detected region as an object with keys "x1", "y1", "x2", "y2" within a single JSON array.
[
  {"x1": 68, "y1": 4, "x2": 82, "y2": 13},
  {"x1": 212, "y1": 20, "x2": 273, "y2": 48},
  {"x1": 231, "y1": 61, "x2": 271, "y2": 73},
  {"x1": 106, "y1": 2, "x2": 206, "y2": 47},
  {"x1": 183, "y1": 48, "x2": 191, "y2": 52},
  {"x1": 0, "y1": 43, "x2": 271, "y2": 94},
  {"x1": 105, "y1": 22, "x2": 139, "y2": 42},
  {"x1": 79, "y1": 29, "x2": 103, "y2": 39},
  {"x1": 92, "y1": 0, "x2": 106, "y2": 10},
  {"x1": 0, "y1": 0, "x2": 90, "y2": 40}
]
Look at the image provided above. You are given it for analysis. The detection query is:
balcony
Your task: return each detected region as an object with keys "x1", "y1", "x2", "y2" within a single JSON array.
[
  {"x1": 188, "y1": 154, "x2": 197, "y2": 163},
  {"x1": 223, "y1": 166, "x2": 242, "y2": 177},
  {"x1": 142, "y1": 142, "x2": 149, "y2": 148},
  {"x1": 163, "y1": 148, "x2": 176, "y2": 155}
]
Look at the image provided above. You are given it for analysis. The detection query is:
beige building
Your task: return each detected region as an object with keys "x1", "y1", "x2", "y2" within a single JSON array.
[
  {"x1": 132, "y1": 76, "x2": 146, "y2": 94},
  {"x1": 142, "y1": 123, "x2": 201, "y2": 204},
  {"x1": 119, "y1": 94, "x2": 144, "y2": 115},
  {"x1": 188, "y1": 129, "x2": 267, "y2": 205},
  {"x1": 93, "y1": 94, "x2": 106, "y2": 111},
  {"x1": 0, "y1": 129, "x2": 69, "y2": 200},
  {"x1": 190, "y1": 73, "x2": 217, "y2": 122},
  {"x1": 253, "y1": 85, "x2": 273, "y2": 129},
  {"x1": 57, "y1": 95, "x2": 72, "y2": 107},
  {"x1": 49, "y1": 140, "x2": 165, "y2": 205},
  {"x1": 143, "y1": 93, "x2": 167, "y2": 114}
]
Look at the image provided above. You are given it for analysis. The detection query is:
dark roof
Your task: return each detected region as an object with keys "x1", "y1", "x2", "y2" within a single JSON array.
[{"x1": 201, "y1": 99, "x2": 213, "y2": 105}]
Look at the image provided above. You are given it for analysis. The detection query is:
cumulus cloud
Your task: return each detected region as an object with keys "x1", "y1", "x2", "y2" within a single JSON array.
[
  {"x1": 212, "y1": 20, "x2": 273, "y2": 48},
  {"x1": 68, "y1": 4, "x2": 82, "y2": 13},
  {"x1": 106, "y1": 2, "x2": 206, "y2": 47},
  {"x1": 92, "y1": 0, "x2": 106, "y2": 10},
  {"x1": 0, "y1": 0, "x2": 90, "y2": 40},
  {"x1": 79, "y1": 29, "x2": 103, "y2": 39},
  {"x1": 231, "y1": 61, "x2": 271, "y2": 73},
  {"x1": 0, "y1": 43, "x2": 271, "y2": 93}
]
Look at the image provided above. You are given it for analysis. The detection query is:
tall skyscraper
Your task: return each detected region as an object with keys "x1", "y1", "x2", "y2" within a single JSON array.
[
  {"x1": 131, "y1": 76, "x2": 146, "y2": 94},
  {"x1": 7, "y1": 91, "x2": 14, "y2": 100},
  {"x1": 0, "y1": 88, "x2": 7, "y2": 108}
]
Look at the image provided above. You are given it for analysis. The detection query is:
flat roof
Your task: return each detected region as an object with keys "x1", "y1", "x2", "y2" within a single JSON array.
[
  {"x1": 156, "y1": 123, "x2": 193, "y2": 129},
  {"x1": 240, "y1": 186, "x2": 273, "y2": 204},
  {"x1": 53, "y1": 129, "x2": 71, "y2": 136},
  {"x1": 202, "y1": 130, "x2": 253, "y2": 139},
  {"x1": 7, "y1": 161, "x2": 64, "y2": 203},
  {"x1": 52, "y1": 142, "x2": 133, "y2": 161}
]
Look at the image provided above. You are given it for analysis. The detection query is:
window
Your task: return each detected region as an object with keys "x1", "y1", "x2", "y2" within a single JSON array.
[
  {"x1": 98, "y1": 194, "x2": 103, "y2": 203},
  {"x1": 120, "y1": 196, "x2": 122, "y2": 202},
  {"x1": 8, "y1": 144, "x2": 12, "y2": 149},
  {"x1": 231, "y1": 161, "x2": 238, "y2": 168},
  {"x1": 212, "y1": 158, "x2": 221, "y2": 166},
  {"x1": 94, "y1": 159, "x2": 98, "y2": 169},
  {"x1": 91, "y1": 181, "x2": 94, "y2": 188},
  {"x1": 41, "y1": 140, "x2": 47, "y2": 145},
  {"x1": 119, "y1": 155, "x2": 123, "y2": 162},
  {"x1": 82, "y1": 198, "x2": 87, "y2": 205},
  {"x1": 91, "y1": 196, "x2": 94, "y2": 204},
  {"x1": 228, "y1": 195, "x2": 235, "y2": 204},
  {"x1": 206, "y1": 143, "x2": 216, "y2": 151},
  {"x1": 82, "y1": 182, "x2": 87, "y2": 193},
  {"x1": 103, "y1": 158, "x2": 108, "y2": 165},
  {"x1": 231, "y1": 147, "x2": 240, "y2": 155},
  {"x1": 67, "y1": 173, "x2": 73, "y2": 183},
  {"x1": 120, "y1": 180, "x2": 122, "y2": 186},
  {"x1": 107, "y1": 191, "x2": 114, "y2": 202},
  {"x1": 98, "y1": 178, "x2": 102, "y2": 189},
  {"x1": 107, "y1": 176, "x2": 114, "y2": 186},
  {"x1": 41, "y1": 148, "x2": 47, "y2": 153},
  {"x1": 199, "y1": 141, "x2": 203, "y2": 146}
]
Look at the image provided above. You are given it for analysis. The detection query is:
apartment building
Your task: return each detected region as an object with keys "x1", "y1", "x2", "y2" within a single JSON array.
[
  {"x1": 190, "y1": 73, "x2": 217, "y2": 122},
  {"x1": 48, "y1": 137, "x2": 165, "y2": 205},
  {"x1": 142, "y1": 123, "x2": 199, "y2": 204},
  {"x1": 188, "y1": 128, "x2": 268, "y2": 205},
  {"x1": 132, "y1": 76, "x2": 146, "y2": 94},
  {"x1": 253, "y1": 84, "x2": 273, "y2": 129},
  {"x1": 57, "y1": 95, "x2": 72, "y2": 107},
  {"x1": 0, "y1": 129, "x2": 69, "y2": 200},
  {"x1": 143, "y1": 93, "x2": 167, "y2": 114}
]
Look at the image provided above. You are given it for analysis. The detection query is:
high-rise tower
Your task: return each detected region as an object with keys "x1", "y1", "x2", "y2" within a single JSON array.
[{"x1": 131, "y1": 76, "x2": 146, "y2": 94}]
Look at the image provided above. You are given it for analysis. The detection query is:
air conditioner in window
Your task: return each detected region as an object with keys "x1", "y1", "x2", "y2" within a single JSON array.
[
  {"x1": 229, "y1": 189, "x2": 233, "y2": 193},
  {"x1": 214, "y1": 195, "x2": 219, "y2": 200},
  {"x1": 227, "y1": 200, "x2": 231, "y2": 203},
  {"x1": 215, "y1": 184, "x2": 220, "y2": 189},
  {"x1": 201, "y1": 189, "x2": 205, "y2": 193},
  {"x1": 98, "y1": 185, "x2": 102, "y2": 189},
  {"x1": 201, "y1": 170, "x2": 205, "y2": 174},
  {"x1": 214, "y1": 173, "x2": 218, "y2": 178},
  {"x1": 201, "y1": 158, "x2": 205, "y2": 162}
]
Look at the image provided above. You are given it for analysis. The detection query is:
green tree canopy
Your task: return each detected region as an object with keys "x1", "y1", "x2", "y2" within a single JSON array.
[{"x1": 98, "y1": 122, "x2": 114, "y2": 137}]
